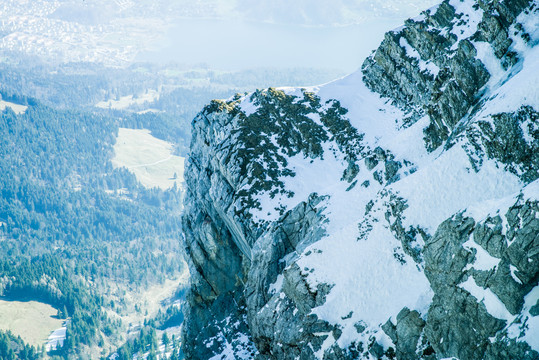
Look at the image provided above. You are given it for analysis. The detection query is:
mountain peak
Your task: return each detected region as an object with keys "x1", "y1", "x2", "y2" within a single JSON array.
[{"x1": 181, "y1": 0, "x2": 539, "y2": 359}]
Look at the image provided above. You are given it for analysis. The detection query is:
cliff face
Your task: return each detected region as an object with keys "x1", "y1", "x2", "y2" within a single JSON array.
[{"x1": 181, "y1": 0, "x2": 539, "y2": 359}]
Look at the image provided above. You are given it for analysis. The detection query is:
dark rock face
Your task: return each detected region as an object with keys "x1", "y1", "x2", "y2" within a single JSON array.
[
  {"x1": 180, "y1": 0, "x2": 539, "y2": 359},
  {"x1": 181, "y1": 89, "x2": 366, "y2": 359},
  {"x1": 465, "y1": 106, "x2": 539, "y2": 183},
  {"x1": 245, "y1": 196, "x2": 336, "y2": 360},
  {"x1": 420, "y1": 199, "x2": 539, "y2": 360},
  {"x1": 181, "y1": 105, "x2": 256, "y2": 359},
  {"x1": 383, "y1": 308, "x2": 430, "y2": 359},
  {"x1": 362, "y1": 0, "x2": 532, "y2": 151},
  {"x1": 382, "y1": 197, "x2": 539, "y2": 360}
]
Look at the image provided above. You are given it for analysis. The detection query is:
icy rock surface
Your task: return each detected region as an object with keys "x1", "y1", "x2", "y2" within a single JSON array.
[{"x1": 181, "y1": 0, "x2": 539, "y2": 359}]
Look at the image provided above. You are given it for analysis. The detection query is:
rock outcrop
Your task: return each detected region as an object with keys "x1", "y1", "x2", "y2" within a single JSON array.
[
  {"x1": 181, "y1": 0, "x2": 539, "y2": 359},
  {"x1": 362, "y1": 0, "x2": 532, "y2": 151}
]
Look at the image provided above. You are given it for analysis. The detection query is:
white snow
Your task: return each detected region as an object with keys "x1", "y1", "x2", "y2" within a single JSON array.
[
  {"x1": 230, "y1": 1, "x2": 539, "y2": 356},
  {"x1": 208, "y1": 338, "x2": 235, "y2": 360},
  {"x1": 472, "y1": 7, "x2": 539, "y2": 118},
  {"x1": 399, "y1": 37, "x2": 440, "y2": 76},
  {"x1": 465, "y1": 189, "x2": 519, "y2": 226},
  {"x1": 239, "y1": 94, "x2": 259, "y2": 116},
  {"x1": 241, "y1": 68, "x2": 435, "y2": 355},
  {"x1": 509, "y1": 265, "x2": 522, "y2": 285},
  {"x1": 488, "y1": 42, "x2": 539, "y2": 113},
  {"x1": 523, "y1": 179, "x2": 539, "y2": 201},
  {"x1": 268, "y1": 274, "x2": 284, "y2": 294},
  {"x1": 463, "y1": 238, "x2": 500, "y2": 272},
  {"x1": 459, "y1": 276, "x2": 513, "y2": 322},
  {"x1": 517, "y1": 2, "x2": 539, "y2": 44},
  {"x1": 207, "y1": 331, "x2": 255, "y2": 360},
  {"x1": 520, "y1": 286, "x2": 539, "y2": 350},
  {"x1": 251, "y1": 142, "x2": 346, "y2": 223},
  {"x1": 316, "y1": 70, "x2": 405, "y2": 145},
  {"x1": 520, "y1": 118, "x2": 538, "y2": 144},
  {"x1": 473, "y1": 41, "x2": 507, "y2": 90},
  {"x1": 239, "y1": 16, "x2": 532, "y2": 352},
  {"x1": 448, "y1": 0, "x2": 484, "y2": 49},
  {"x1": 298, "y1": 222, "x2": 433, "y2": 352},
  {"x1": 0, "y1": 99, "x2": 27, "y2": 114},
  {"x1": 391, "y1": 146, "x2": 522, "y2": 234},
  {"x1": 313, "y1": 332, "x2": 335, "y2": 359},
  {"x1": 45, "y1": 325, "x2": 66, "y2": 352},
  {"x1": 248, "y1": 72, "x2": 406, "y2": 224}
]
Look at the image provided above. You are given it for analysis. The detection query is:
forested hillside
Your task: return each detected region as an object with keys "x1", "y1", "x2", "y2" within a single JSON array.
[
  {"x1": 0, "y1": 55, "x2": 341, "y2": 358},
  {"x1": 0, "y1": 94, "x2": 185, "y2": 358}
]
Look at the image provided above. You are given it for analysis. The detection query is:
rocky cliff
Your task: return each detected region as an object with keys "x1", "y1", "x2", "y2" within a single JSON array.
[{"x1": 181, "y1": 0, "x2": 539, "y2": 359}]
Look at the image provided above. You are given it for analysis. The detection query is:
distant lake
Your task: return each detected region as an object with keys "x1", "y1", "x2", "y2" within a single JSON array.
[{"x1": 136, "y1": 18, "x2": 401, "y2": 73}]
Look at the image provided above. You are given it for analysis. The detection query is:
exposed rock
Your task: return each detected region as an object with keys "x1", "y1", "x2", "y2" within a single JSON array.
[
  {"x1": 362, "y1": 0, "x2": 533, "y2": 151},
  {"x1": 181, "y1": 88, "x2": 367, "y2": 358},
  {"x1": 382, "y1": 308, "x2": 427, "y2": 359},
  {"x1": 180, "y1": 0, "x2": 539, "y2": 359},
  {"x1": 465, "y1": 106, "x2": 539, "y2": 183},
  {"x1": 419, "y1": 200, "x2": 539, "y2": 360}
]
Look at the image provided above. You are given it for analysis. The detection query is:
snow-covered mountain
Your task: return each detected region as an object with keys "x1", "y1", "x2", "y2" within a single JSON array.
[{"x1": 181, "y1": 0, "x2": 539, "y2": 359}]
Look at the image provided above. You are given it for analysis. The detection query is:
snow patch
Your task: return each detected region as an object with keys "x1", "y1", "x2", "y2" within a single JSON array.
[
  {"x1": 268, "y1": 274, "x2": 284, "y2": 294},
  {"x1": 509, "y1": 265, "x2": 522, "y2": 285},
  {"x1": 313, "y1": 332, "x2": 335, "y2": 358},
  {"x1": 520, "y1": 118, "x2": 538, "y2": 145},
  {"x1": 521, "y1": 286, "x2": 539, "y2": 350},
  {"x1": 399, "y1": 36, "x2": 440, "y2": 76},
  {"x1": 459, "y1": 276, "x2": 513, "y2": 322},
  {"x1": 463, "y1": 238, "x2": 500, "y2": 272},
  {"x1": 46, "y1": 325, "x2": 66, "y2": 352},
  {"x1": 448, "y1": 0, "x2": 484, "y2": 49},
  {"x1": 391, "y1": 146, "x2": 522, "y2": 234},
  {"x1": 0, "y1": 99, "x2": 27, "y2": 114},
  {"x1": 517, "y1": 4, "x2": 539, "y2": 44},
  {"x1": 473, "y1": 41, "x2": 506, "y2": 89},
  {"x1": 299, "y1": 221, "x2": 432, "y2": 353},
  {"x1": 316, "y1": 70, "x2": 404, "y2": 144},
  {"x1": 475, "y1": 37, "x2": 539, "y2": 116}
]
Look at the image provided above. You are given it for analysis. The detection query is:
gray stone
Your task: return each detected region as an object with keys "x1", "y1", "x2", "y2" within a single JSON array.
[
  {"x1": 362, "y1": 0, "x2": 532, "y2": 152},
  {"x1": 180, "y1": 1, "x2": 539, "y2": 359}
]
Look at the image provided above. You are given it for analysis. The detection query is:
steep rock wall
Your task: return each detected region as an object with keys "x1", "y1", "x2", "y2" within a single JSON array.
[
  {"x1": 362, "y1": 0, "x2": 531, "y2": 150},
  {"x1": 181, "y1": 0, "x2": 539, "y2": 359}
]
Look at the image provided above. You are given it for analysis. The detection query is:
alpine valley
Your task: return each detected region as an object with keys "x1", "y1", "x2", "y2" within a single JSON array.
[{"x1": 181, "y1": 0, "x2": 539, "y2": 359}]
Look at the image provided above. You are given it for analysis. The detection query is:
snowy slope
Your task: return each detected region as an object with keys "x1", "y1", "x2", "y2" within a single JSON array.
[{"x1": 181, "y1": 0, "x2": 539, "y2": 359}]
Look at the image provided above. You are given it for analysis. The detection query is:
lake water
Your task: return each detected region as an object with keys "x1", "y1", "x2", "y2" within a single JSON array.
[{"x1": 136, "y1": 18, "x2": 401, "y2": 73}]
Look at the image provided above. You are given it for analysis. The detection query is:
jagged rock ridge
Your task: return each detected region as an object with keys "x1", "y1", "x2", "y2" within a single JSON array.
[{"x1": 181, "y1": 0, "x2": 539, "y2": 359}]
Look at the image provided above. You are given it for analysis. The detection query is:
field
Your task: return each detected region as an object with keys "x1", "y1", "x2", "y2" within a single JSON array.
[
  {"x1": 112, "y1": 128, "x2": 185, "y2": 190},
  {"x1": 0, "y1": 299, "x2": 64, "y2": 348}
]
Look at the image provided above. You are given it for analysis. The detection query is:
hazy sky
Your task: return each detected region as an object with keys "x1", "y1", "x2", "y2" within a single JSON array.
[
  {"x1": 231, "y1": 0, "x2": 439, "y2": 26},
  {"x1": 0, "y1": 0, "x2": 440, "y2": 70},
  {"x1": 138, "y1": 0, "x2": 440, "y2": 71}
]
